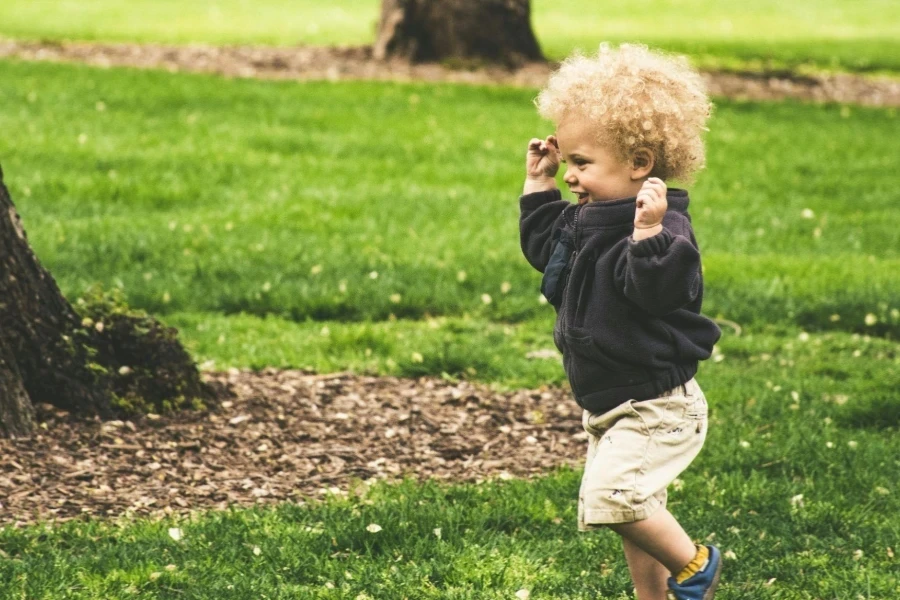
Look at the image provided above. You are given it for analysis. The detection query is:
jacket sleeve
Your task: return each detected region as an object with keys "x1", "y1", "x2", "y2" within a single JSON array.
[
  {"x1": 519, "y1": 189, "x2": 569, "y2": 273},
  {"x1": 614, "y1": 221, "x2": 702, "y2": 316}
]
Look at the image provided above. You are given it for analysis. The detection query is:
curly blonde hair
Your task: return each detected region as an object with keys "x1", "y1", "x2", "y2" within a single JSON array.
[{"x1": 536, "y1": 43, "x2": 712, "y2": 182}]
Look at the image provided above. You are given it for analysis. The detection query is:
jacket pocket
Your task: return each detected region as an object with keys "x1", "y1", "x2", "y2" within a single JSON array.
[
  {"x1": 541, "y1": 229, "x2": 573, "y2": 309},
  {"x1": 562, "y1": 329, "x2": 647, "y2": 394}
]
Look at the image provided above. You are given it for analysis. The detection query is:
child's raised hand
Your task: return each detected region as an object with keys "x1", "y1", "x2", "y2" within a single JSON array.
[
  {"x1": 526, "y1": 135, "x2": 561, "y2": 179},
  {"x1": 634, "y1": 177, "x2": 668, "y2": 230}
]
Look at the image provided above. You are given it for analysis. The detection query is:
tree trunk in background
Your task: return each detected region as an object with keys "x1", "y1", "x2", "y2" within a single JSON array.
[
  {"x1": 0, "y1": 336, "x2": 34, "y2": 438},
  {"x1": 0, "y1": 163, "x2": 217, "y2": 438},
  {"x1": 374, "y1": 0, "x2": 544, "y2": 67}
]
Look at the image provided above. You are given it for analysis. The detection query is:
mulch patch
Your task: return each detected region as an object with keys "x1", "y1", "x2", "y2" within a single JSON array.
[
  {"x1": 0, "y1": 369, "x2": 586, "y2": 527},
  {"x1": 1, "y1": 39, "x2": 899, "y2": 107}
]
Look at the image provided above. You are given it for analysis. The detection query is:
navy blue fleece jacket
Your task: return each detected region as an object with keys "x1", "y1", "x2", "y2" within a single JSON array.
[{"x1": 520, "y1": 187, "x2": 721, "y2": 413}]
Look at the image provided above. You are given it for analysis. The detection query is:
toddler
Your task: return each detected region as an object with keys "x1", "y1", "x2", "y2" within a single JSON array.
[{"x1": 519, "y1": 43, "x2": 722, "y2": 600}]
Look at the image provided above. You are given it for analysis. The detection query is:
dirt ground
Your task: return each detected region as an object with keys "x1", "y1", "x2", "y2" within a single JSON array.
[
  {"x1": 2, "y1": 40, "x2": 900, "y2": 107},
  {"x1": 1, "y1": 368, "x2": 587, "y2": 527}
]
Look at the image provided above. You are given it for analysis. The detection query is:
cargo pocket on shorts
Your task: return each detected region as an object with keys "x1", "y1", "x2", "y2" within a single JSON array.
[{"x1": 683, "y1": 391, "x2": 708, "y2": 433}]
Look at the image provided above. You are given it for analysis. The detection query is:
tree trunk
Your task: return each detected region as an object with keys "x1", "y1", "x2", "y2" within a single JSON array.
[
  {"x1": 374, "y1": 0, "x2": 544, "y2": 67},
  {"x1": 0, "y1": 163, "x2": 218, "y2": 438}
]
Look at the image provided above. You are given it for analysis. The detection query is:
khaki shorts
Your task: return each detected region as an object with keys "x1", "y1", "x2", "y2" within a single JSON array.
[{"x1": 578, "y1": 378, "x2": 708, "y2": 529}]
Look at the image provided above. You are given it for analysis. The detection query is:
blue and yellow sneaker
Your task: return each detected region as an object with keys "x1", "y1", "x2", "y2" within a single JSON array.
[{"x1": 666, "y1": 545, "x2": 722, "y2": 600}]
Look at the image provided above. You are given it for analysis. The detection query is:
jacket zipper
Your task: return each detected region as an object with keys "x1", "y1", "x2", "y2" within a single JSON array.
[{"x1": 567, "y1": 204, "x2": 582, "y2": 293}]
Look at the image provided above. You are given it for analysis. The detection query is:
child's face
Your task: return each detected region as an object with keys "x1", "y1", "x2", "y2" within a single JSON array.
[{"x1": 556, "y1": 115, "x2": 642, "y2": 204}]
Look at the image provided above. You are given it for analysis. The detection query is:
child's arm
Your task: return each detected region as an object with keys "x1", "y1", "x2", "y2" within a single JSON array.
[
  {"x1": 520, "y1": 136, "x2": 569, "y2": 272},
  {"x1": 615, "y1": 178, "x2": 702, "y2": 315}
]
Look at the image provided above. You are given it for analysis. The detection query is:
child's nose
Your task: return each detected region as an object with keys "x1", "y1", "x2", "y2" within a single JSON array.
[{"x1": 563, "y1": 167, "x2": 576, "y2": 184}]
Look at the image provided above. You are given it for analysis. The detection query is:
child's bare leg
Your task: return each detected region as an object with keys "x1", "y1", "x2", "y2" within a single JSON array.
[
  {"x1": 607, "y1": 507, "x2": 696, "y2": 575},
  {"x1": 622, "y1": 536, "x2": 669, "y2": 600}
]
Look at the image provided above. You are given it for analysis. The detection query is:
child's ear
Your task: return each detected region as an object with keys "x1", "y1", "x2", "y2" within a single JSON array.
[{"x1": 630, "y1": 148, "x2": 655, "y2": 180}]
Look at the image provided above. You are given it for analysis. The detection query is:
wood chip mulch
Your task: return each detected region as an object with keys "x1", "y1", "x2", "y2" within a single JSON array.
[
  {"x1": 0, "y1": 369, "x2": 587, "y2": 527},
  {"x1": 1, "y1": 39, "x2": 899, "y2": 107}
]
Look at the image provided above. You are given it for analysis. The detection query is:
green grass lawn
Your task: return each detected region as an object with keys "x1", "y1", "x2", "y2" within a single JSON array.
[
  {"x1": 1, "y1": 0, "x2": 899, "y2": 73},
  {"x1": 0, "y1": 59, "x2": 897, "y2": 387},
  {"x1": 2, "y1": 330, "x2": 898, "y2": 598},
  {"x1": 0, "y1": 58, "x2": 898, "y2": 598}
]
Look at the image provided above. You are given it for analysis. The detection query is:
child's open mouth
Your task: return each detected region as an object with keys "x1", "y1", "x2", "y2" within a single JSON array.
[{"x1": 575, "y1": 192, "x2": 590, "y2": 204}]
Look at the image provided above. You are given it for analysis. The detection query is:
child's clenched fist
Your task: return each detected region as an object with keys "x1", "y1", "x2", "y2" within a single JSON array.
[
  {"x1": 633, "y1": 177, "x2": 667, "y2": 238},
  {"x1": 526, "y1": 135, "x2": 561, "y2": 180}
]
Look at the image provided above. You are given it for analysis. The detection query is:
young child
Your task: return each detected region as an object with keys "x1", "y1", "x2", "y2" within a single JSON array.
[{"x1": 519, "y1": 43, "x2": 722, "y2": 600}]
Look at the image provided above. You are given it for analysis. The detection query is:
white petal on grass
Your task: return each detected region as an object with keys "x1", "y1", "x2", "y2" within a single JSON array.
[
  {"x1": 790, "y1": 494, "x2": 804, "y2": 507},
  {"x1": 433, "y1": 528, "x2": 442, "y2": 539},
  {"x1": 538, "y1": 294, "x2": 548, "y2": 305},
  {"x1": 366, "y1": 523, "x2": 383, "y2": 533},
  {"x1": 801, "y1": 208, "x2": 815, "y2": 219},
  {"x1": 369, "y1": 271, "x2": 379, "y2": 279},
  {"x1": 798, "y1": 331, "x2": 809, "y2": 342},
  {"x1": 848, "y1": 440, "x2": 858, "y2": 449},
  {"x1": 253, "y1": 546, "x2": 261, "y2": 556},
  {"x1": 390, "y1": 293, "x2": 402, "y2": 303},
  {"x1": 864, "y1": 313, "x2": 877, "y2": 326},
  {"x1": 168, "y1": 528, "x2": 183, "y2": 541},
  {"x1": 501, "y1": 281, "x2": 512, "y2": 294},
  {"x1": 481, "y1": 294, "x2": 492, "y2": 304},
  {"x1": 739, "y1": 440, "x2": 750, "y2": 448},
  {"x1": 457, "y1": 270, "x2": 467, "y2": 282},
  {"x1": 515, "y1": 589, "x2": 530, "y2": 600},
  {"x1": 411, "y1": 352, "x2": 424, "y2": 363},
  {"x1": 724, "y1": 550, "x2": 738, "y2": 560}
]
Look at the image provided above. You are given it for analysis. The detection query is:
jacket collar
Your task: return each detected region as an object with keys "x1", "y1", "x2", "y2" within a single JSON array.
[{"x1": 578, "y1": 188, "x2": 690, "y2": 229}]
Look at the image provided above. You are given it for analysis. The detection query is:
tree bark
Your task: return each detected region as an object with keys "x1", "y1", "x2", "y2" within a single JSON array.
[
  {"x1": 374, "y1": 0, "x2": 544, "y2": 67},
  {"x1": 0, "y1": 335, "x2": 34, "y2": 438},
  {"x1": 0, "y1": 163, "x2": 217, "y2": 438}
]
